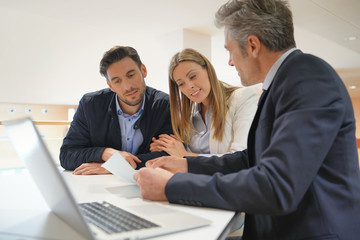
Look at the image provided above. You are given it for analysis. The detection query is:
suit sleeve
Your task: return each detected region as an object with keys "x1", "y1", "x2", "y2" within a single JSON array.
[
  {"x1": 59, "y1": 98, "x2": 105, "y2": 170},
  {"x1": 187, "y1": 150, "x2": 249, "y2": 175}
]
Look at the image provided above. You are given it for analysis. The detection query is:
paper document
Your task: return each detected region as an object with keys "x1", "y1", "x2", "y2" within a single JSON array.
[{"x1": 102, "y1": 152, "x2": 137, "y2": 183}]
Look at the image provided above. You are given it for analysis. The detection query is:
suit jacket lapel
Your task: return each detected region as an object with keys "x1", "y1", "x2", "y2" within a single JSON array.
[
  {"x1": 247, "y1": 89, "x2": 269, "y2": 166},
  {"x1": 246, "y1": 50, "x2": 300, "y2": 166}
]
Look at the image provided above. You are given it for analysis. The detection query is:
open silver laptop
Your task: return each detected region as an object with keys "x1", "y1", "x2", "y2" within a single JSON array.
[{"x1": 3, "y1": 117, "x2": 210, "y2": 240}]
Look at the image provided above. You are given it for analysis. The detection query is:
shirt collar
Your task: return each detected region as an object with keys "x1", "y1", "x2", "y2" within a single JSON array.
[
  {"x1": 193, "y1": 103, "x2": 201, "y2": 115},
  {"x1": 262, "y1": 48, "x2": 297, "y2": 91},
  {"x1": 116, "y1": 95, "x2": 145, "y2": 118},
  {"x1": 193, "y1": 103, "x2": 212, "y2": 123},
  {"x1": 193, "y1": 103, "x2": 211, "y2": 115}
]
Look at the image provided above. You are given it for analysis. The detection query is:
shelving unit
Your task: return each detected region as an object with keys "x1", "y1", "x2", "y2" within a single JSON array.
[{"x1": 0, "y1": 103, "x2": 76, "y2": 170}]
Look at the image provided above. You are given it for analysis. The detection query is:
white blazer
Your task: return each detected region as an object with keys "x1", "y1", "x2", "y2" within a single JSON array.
[{"x1": 209, "y1": 85, "x2": 260, "y2": 154}]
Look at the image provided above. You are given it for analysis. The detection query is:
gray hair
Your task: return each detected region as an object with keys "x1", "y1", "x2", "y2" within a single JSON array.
[{"x1": 215, "y1": 0, "x2": 296, "y2": 54}]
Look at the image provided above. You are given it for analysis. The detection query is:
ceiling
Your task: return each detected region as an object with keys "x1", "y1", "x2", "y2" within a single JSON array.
[
  {"x1": 1, "y1": 0, "x2": 359, "y2": 97},
  {"x1": 289, "y1": 0, "x2": 360, "y2": 98}
]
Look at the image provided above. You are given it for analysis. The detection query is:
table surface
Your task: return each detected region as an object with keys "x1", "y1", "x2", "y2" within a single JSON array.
[{"x1": 0, "y1": 168, "x2": 236, "y2": 240}]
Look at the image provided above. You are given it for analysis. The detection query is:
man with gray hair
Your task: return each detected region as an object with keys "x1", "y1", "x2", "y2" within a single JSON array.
[{"x1": 134, "y1": 0, "x2": 360, "y2": 239}]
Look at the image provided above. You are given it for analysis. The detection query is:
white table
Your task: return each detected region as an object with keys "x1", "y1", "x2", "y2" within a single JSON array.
[{"x1": 0, "y1": 168, "x2": 237, "y2": 240}]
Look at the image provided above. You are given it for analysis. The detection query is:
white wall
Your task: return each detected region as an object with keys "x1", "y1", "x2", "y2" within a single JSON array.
[
  {"x1": 0, "y1": 7, "x2": 184, "y2": 105},
  {"x1": 1, "y1": 5, "x2": 359, "y2": 106},
  {"x1": 211, "y1": 34, "x2": 243, "y2": 87},
  {"x1": 210, "y1": 26, "x2": 360, "y2": 89},
  {"x1": 294, "y1": 26, "x2": 360, "y2": 69},
  {"x1": 1, "y1": 7, "x2": 104, "y2": 105},
  {"x1": 0, "y1": 6, "x2": 219, "y2": 105},
  {"x1": 183, "y1": 29, "x2": 212, "y2": 60}
]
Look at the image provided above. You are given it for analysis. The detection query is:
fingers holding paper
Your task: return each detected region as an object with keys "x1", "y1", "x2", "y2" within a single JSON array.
[
  {"x1": 119, "y1": 151, "x2": 141, "y2": 169},
  {"x1": 134, "y1": 167, "x2": 173, "y2": 201},
  {"x1": 102, "y1": 148, "x2": 141, "y2": 169},
  {"x1": 73, "y1": 148, "x2": 142, "y2": 175}
]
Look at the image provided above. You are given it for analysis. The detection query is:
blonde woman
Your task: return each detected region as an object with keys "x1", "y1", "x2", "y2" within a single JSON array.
[{"x1": 150, "y1": 48, "x2": 259, "y2": 157}]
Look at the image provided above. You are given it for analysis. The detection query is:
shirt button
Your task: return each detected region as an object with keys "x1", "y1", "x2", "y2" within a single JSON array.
[{"x1": 127, "y1": 138, "x2": 130, "y2": 141}]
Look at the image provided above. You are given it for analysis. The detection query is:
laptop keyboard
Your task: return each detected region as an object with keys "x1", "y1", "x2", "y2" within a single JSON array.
[{"x1": 78, "y1": 201, "x2": 160, "y2": 234}]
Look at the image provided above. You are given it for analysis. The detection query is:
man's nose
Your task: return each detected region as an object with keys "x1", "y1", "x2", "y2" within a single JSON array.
[{"x1": 123, "y1": 79, "x2": 133, "y2": 91}]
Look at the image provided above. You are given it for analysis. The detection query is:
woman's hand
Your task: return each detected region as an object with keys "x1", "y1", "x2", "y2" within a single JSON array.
[{"x1": 150, "y1": 134, "x2": 189, "y2": 157}]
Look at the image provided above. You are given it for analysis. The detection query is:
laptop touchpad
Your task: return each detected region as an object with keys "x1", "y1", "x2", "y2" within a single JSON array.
[{"x1": 129, "y1": 204, "x2": 176, "y2": 216}]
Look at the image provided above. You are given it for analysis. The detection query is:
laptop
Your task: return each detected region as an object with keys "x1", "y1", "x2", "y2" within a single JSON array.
[{"x1": 3, "y1": 117, "x2": 211, "y2": 240}]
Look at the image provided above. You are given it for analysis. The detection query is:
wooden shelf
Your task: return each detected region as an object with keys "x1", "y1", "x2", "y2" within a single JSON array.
[
  {"x1": 0, "y1": 120, "x2": 71, "y2": 125},
  {"x1": 33, "y1": 121, "x2": 71, "y2": 125}
]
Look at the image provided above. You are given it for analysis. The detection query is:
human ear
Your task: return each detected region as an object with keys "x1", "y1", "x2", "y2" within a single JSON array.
[
  {"x1": 247, "y1": 35, "x2": 261, "y2": 57},
  {"x1": 106, "y1": 80, "x2": 115, "y2": 92},
  {"x1": 141, "y1": 64, "x2": 147, "y2": 78}
]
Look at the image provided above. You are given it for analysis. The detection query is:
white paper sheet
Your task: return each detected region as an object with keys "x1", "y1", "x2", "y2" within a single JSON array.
[{"x1": 102, "y1": 152, "x2": 137, "y2": 183}]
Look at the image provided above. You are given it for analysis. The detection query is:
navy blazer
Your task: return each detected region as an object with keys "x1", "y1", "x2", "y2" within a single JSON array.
[
  {"x1": 165, "y1": 50, "x2": 360, "y2": 240},
  {"x1": 60, "y1": 87, "x2": 172, "y2": 170}
]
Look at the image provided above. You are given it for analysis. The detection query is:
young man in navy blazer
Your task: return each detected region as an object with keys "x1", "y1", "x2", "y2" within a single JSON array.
[
  {"x1": 134, "y1": 0, "x2": 360, "y2": 239},
  {"x1": 60, "y1": 46, "x2": 172, "y2": 174}
]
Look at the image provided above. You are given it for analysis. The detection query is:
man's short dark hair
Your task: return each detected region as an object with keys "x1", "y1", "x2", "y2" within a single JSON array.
[{"x1": 99, "y1": 46, "x2": 143, "y2": 81}]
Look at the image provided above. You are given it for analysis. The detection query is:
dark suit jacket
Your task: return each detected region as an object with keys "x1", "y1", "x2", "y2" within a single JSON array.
[
  {"x1": 165, "y1": 50, "x2": 360, "y2": 240},
  {"x1": 60, "y1": 86, "x2": 172, "y2": 170}
]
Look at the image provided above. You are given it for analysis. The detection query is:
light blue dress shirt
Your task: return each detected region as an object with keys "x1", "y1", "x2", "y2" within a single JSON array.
[
  {"x1": 116, "y1": 96, "x2": 145, "y2": 155},
  {"x1": 188, "y1": 104, "x2": 212, "y2": 155}
]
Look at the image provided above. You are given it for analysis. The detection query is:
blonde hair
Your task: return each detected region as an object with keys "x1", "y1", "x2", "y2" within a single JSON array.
[{"x1": 168, "y1": 48, "x2": 239, "y2": 145}]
